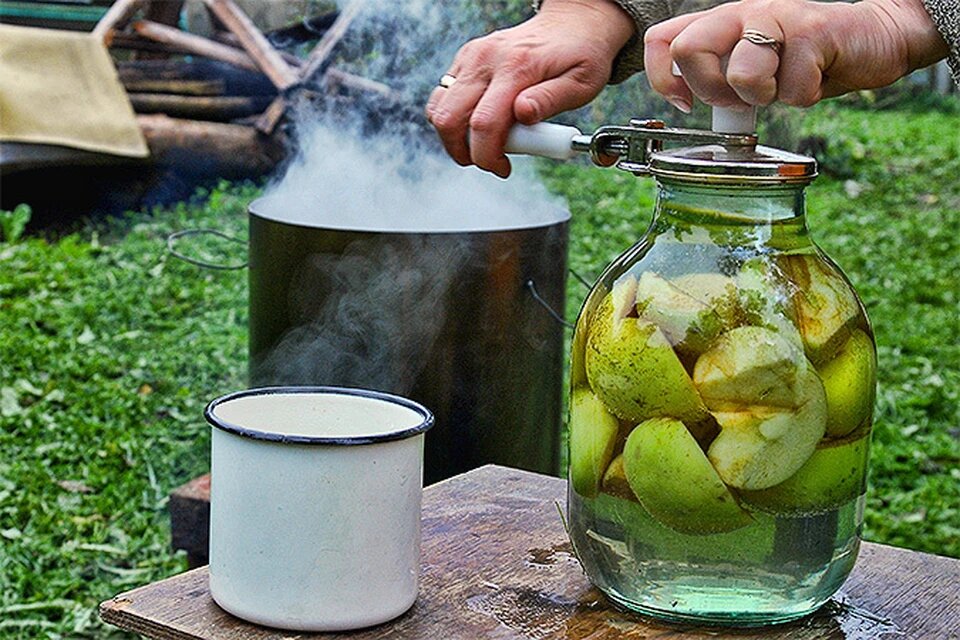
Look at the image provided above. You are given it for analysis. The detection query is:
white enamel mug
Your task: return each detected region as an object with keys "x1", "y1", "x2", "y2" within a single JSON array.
[{"x1": 204, "y1": 386, "x2": 433, "y2": 632}]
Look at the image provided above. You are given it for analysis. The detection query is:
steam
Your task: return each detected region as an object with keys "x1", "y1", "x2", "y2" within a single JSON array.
[{"x1": 252, "y1": 0, "x2": 568, "y2": 394}]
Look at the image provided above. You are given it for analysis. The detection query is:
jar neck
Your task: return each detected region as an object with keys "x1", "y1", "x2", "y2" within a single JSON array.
[{"x1": 651, "y1": 180, "x2": 812, "y2": 250}]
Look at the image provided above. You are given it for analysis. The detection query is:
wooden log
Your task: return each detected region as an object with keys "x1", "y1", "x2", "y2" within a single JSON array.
[
  {"x1": 116, "y1": 59, "x2": 277, "y2": 98},
  {"x1": 138, "y1": 114, "x2": 285, "y2": 176},
  {"x1": 301, "y1": 0, "x2": 363, "y2": 83},
  {"x1": 131, "y1": 20, "x2": 259, "y2": 73},
  {"x1": 168, "y1": 475, "x2": 211, "y2": 568},
  {"x1": 92, "y1": 0, "x2": 143, "y2": 43},
  {"x1": 120, "y1": 77, "x2": 225, "y2": 96},
  {"x1": 324, "y1": 67, "x2": 396, "y2": 99},
  {"x1": 135, "y1": 0, "x2": 184, "y2": 60},
  {"x1": 213, "y1": 31, "x2": 303, "y2": 69},
  {"x1": 128, "y1": 93, "x2": 272, "y2": 121},
  {"x1": 202, "y1": 0, "x2": 298, "y2": 91},
  {"x1": 254, "y1": 96, "x2": 286, "y2": 135}
]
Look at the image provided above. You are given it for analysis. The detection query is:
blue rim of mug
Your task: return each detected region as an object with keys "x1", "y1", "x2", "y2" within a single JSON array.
[{"x1": 204, "y1": 386, "x2": 434, "y2": 446}]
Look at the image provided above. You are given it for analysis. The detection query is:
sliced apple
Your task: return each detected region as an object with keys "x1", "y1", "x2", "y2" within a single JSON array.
[
  {"x1": 779, "y1": 254, "x2": 862, "y2": 363},
  {"x1": 707, "y1": 369, "x2": 827, "y2": 490},
  {"x1": 740, "y1": 428, "x2": 870, "y2": 514},
  {"x1": 585, "y1": 289, "x2": 708, "y2": 424},
  {"x1": 569, "y1": 388, "x2": 621, "y2": 498},
  {"x1": 601, "y1": 454, "x2": 637, "y2": 501},
  {"x1": 623, "y1": 417, "x2": 752, "y2": 534},
  {"x1": 635, "y1": 272, "x2": 736, "y2": 357},
  {"x1": 736, "y1": 258, "x2": 804, "y2": 348},
  {"x1": 693, "y1": 326, "x2": 808, "y2": 410},
  {"x1": 819, "y1": 329, "x2": 877, "y2": 438}
]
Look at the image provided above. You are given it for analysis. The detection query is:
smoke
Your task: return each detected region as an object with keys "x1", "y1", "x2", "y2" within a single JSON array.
[{"x1": 252, "y1": 0, "x2": 569, "y2": 395}]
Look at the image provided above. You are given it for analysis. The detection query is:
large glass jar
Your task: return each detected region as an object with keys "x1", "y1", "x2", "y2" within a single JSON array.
[{"x1": 567, "y1": 144, "x2": 876, "y2": 625}]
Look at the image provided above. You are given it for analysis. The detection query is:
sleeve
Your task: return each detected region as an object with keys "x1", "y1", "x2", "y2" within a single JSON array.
[
  {"x1": 921, "y1": 0, "x2": 960, "y2": 85},
  {"x1": 532, "y1": 0, "x2": 679, "y2": 84}
]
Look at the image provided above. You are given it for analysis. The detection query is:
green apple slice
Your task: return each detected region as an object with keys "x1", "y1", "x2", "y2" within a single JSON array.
[
  {"x1": 569, "y1": 388, "x2": 621, "y2": 498},
  {"x1": 736, "y1": 258, "x2": 804, "y2": 348},
  {"x1": 779, "y1": 254, "x2": 862, "y2": 363},
  {"x1": 707, "y1": 369, "x2": 828, "y2": 490},
  {"x1": 586, "y1": 289, "x2": 708, "y2": 424},
  {"x1": 694, "y1": 326, "x2": 808, "y2": 410},
  {"x1": 819, "y1": 329, "x2": 877, "y2": 438},
  {"x1": 601, "y1": 454, "x2": 637, "y2": 501},
  {"x1": 635, "y1": 272, "x2": 736, "y2": 357},
  {"x1": 740, "y1": 428, "x2": 870, "y2": 514},
  {"x1": 623, "y1": 417, "x2": 751, "y2": 534}
]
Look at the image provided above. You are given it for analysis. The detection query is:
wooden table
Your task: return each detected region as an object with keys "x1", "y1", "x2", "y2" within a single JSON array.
[{"x1": 100, "y1": 465, "x2": 960, "y2": 639}]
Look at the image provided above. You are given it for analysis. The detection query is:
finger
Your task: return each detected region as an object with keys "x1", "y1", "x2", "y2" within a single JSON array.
[
  {"x1": 643, "y1": 13, "x2": 702, "y2": 111},
  {"x1": 468, "y1": 74, "x2": 524, "y2": 177},
  {"x1": 776, "y1": 39, "x2": 826, "y2": 107},
  {"x1": 726, "y1": 22, "x2": 784, "y2": 105},
  {"x1": 429, "y1": 76, "x2": 489, "y2": 167},
  {"x1": 669, "y1": 10, "x2": 745, "y2": 107},
  {"x1": 513, "y1": 69, "x2": 604, "y2": 124}
]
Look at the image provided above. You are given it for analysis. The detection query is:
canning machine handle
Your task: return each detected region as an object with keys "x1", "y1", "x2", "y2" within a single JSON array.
[{"x1": 504, "y1": 122, "x2": 587, "y2": 160}]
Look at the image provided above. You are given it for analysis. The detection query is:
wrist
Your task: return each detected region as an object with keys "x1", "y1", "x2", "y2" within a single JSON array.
[{"x1": 538, "y1": 0, "x2": 636, "y2": 50}]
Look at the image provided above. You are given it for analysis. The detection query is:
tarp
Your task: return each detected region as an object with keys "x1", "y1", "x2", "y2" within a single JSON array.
[{"x1": 0, "y1": 24, "x2": 148, "y2": 158}]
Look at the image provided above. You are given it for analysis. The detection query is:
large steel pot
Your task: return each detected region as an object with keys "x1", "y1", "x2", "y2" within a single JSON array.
[{"x1": 247, "y1": 197, "x2": 569, "y2": 484}]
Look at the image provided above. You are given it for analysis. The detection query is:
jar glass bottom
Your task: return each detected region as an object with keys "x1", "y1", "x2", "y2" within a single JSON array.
[{"x1": 570, "y1": 492, "x2": 864, "y2": 626}]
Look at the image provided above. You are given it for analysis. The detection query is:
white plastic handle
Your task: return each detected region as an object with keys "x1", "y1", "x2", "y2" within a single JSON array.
[
  {"x1": 672, "y1": 60, "x2": 757, "y2": 134},
  {"x1": 711, "y1": 106, "x2": 757, "y2": 134},
  {"x1": 504, "y1": 122, "x2": 581, "y2": 160}
]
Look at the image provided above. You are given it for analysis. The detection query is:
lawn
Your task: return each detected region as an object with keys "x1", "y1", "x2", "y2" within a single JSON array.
[{"x1": 1, "y1": 102, "x2": 958, "y2": 637}]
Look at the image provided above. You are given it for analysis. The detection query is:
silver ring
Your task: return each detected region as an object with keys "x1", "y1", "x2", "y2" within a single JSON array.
[
  {"x1": 439, "y1": 73, "x2": 457, "y2": 89},
  {"x1": 740, "y1": 29, "x2": 782, "y2": 54}
]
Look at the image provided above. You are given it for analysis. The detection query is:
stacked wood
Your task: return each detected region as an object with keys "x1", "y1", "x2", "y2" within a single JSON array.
[{"x1": 89, "y1": 0, "x2": 394, "y2": 178}]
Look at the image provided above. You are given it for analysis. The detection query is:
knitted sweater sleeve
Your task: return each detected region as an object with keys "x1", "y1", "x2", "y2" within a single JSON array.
[{"x1": 921, "y1": 0, "x2": 960, "y2": 84}]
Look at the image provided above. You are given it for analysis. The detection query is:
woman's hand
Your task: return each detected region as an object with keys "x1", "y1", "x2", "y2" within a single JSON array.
[
  {"x1": 425, "y1": 0, "x2": 634, "y2": 178},
  {"x1": 644, "y1": 0, "x2": 949, "y2": 112}
]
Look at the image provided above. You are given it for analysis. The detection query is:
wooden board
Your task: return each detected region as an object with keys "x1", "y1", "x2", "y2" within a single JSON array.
[{"x1": 101, "y1": 465, "x2": 960, "y2": 640}]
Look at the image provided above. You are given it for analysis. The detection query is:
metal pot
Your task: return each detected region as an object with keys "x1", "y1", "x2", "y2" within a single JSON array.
[{"x1": 247, "y1": 197, "x2": 569, "y2": 484}]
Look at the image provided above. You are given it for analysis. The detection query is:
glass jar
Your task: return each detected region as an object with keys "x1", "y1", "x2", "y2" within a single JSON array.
[{"x1": 567, "y1": 143, "x2": 876, "y2": 625}]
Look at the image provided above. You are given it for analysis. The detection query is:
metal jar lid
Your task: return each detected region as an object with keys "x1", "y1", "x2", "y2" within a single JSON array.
[{"x1": 648, "y1": 144, "x2": 818, "y2": 186}]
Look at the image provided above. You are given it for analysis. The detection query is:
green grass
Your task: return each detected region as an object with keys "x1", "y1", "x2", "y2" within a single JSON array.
[{"x1": 1, "y1": 104, "x2": 957, "y2": 637}]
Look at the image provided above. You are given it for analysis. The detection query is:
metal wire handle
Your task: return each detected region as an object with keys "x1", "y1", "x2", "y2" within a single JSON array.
[
  {"x1": 526, "y1": 279, "x2": 574, "y2": 330},
  {"x1": 167, "y1": 229, "x2": 247, "y2": 270}
]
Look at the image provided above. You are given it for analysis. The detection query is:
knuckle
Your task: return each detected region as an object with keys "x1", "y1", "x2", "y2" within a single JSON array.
[
  {"x1": 779, "y1": 88, "x2": 817, "y2": 107},
  {"x1": 669, "y1": 36, "x2": 697, "y2": 62},
  {"x1": 726, "y1": 68, "x2": 761, "y2": 90},
  {"x1": 468, "y1": 109, "x2": 498, "y2": 135},
  {"x1": 430, "y1": 109, "x2": 459, "y2": 133}
]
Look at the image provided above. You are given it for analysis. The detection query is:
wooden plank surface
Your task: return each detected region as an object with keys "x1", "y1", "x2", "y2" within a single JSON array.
[{"x1": 101, "y1": 465, "x2": 960, "y2": 640}]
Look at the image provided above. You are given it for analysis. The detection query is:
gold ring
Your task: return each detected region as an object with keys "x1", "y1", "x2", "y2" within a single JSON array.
[
  {"x1": 439, "y1": 73, "x2": 457, "y2": 89},
  {"x1": 740, "y1": 29, "x2": 782, "y2": 54}
]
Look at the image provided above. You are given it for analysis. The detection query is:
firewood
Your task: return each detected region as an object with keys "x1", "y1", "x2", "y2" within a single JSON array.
[
  {"x1": 202, "y1": 0, "x2": 298, "y2": 91},
  {"x1": 301, "y1": 0, "x2": 363, "y2": 83},
  {"x1": 138, "y1": 114, "x2": 285, "y2": 176},
  {"x1": 129, "y1": 93, "x2": 272, "y2": 121},
  {"x1": 131, "y1": 20, "x2": 259, "y2": 73},
  {"x1": 93, "y1": 0, "x2": 144, "y2": 43},
  {"x1": 120, "y1": 77, "x2": 226, "y2": 96}
]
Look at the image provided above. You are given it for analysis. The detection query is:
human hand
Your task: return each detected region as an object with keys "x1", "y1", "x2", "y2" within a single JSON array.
[
  {"x1": 644, "y1": 0, "x2": 950, "y2": 112},
  {"x1": 425, "y1": 0, "x2": 634, "y2": 178}
]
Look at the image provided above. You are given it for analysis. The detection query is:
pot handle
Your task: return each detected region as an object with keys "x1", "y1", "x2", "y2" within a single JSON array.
[
  {"x1": 525, "y1": 269, "x2": 594, "y2": 330},
  {"x1": 167, "y1": 229, "x2": 247, "y2": 270}
]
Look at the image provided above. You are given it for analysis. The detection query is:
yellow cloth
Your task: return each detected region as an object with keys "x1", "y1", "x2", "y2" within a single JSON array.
[{"x1": 0, "y1": 24, "x2": 148, "y2": 157}]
